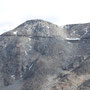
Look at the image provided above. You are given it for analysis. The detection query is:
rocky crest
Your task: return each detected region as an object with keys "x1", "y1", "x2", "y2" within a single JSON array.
[{"x1": 0, "y1": 20, "x2": 90, "y2": 90}]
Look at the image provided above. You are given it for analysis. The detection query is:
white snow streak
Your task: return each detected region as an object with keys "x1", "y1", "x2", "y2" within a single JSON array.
[
  {"x1": 66, "y1": 38, "x2": 80, "y2": 40},
  {"x1": 29, "y1": 64, "x2": 33, "y2": 70}
]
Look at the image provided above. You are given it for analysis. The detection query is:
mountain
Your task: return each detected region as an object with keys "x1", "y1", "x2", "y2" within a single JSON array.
[{"x1": 0, "y1": 19, "x2": 90, "y2": 90}]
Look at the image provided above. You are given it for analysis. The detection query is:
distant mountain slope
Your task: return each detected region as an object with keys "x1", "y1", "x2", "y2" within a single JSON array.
[{"x1": 0, "y1": 20, "x2": 90, "y2": 90}]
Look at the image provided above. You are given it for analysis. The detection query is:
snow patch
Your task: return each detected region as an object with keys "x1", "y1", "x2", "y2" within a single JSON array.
[
  {"x1": 66, "y1": 38, "x2": 80, "y2": 40},
  {"x1": 29, "y1": 64, "x2": 33, "y2": 70},
  {"x1": 28, "y1": 38, "x2": 31, "y2": 41},
  {"x1": 47, "y1": 26, "x2": 49, "y2": 29},
  {"x1": 25, "y1": 51, "x2": 28, "y2": 55},
  {"x1": 13, "y1": 31, "x2": 17, "y2": 35},
  {"x1": 11, "y1": 75, "x2": 15, "y2": 79}
]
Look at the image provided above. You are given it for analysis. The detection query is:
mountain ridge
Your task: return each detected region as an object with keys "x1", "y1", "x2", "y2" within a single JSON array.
[{"x1": 0, "y1": 19, "x2": 90, "y2": 90}]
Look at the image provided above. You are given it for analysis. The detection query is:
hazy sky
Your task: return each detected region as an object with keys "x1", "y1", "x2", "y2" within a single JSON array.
[{"x1": 0, "y1": 0, "x2": 90, "y2": 34}]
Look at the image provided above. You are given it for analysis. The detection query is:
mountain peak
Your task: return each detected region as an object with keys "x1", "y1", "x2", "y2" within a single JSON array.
[
  {"x1": 1, "y1": 19, "x2": 65, "y2": 38},
  {"x1": 0, "y1": 20, "x2": 90, "y2": 90}
]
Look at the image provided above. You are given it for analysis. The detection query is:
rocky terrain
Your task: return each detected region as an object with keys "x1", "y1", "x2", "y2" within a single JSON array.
[{"x1": 0, "y1": 19, "x2": 90, "y2": 90}]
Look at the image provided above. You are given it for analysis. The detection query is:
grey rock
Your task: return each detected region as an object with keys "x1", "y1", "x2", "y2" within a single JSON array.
[{"x1": 0, "y1": 20, "x2": 90, "y2": 90}]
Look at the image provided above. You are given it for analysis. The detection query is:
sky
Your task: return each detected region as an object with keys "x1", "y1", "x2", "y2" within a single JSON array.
[{"x1": 0, "y1": 0, "x2": 90, "y2": 34}]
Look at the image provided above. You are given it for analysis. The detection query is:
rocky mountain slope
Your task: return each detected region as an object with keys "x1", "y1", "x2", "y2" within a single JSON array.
[{"x1": 0, "y1": 20, "x2": 90, "y2": 90}]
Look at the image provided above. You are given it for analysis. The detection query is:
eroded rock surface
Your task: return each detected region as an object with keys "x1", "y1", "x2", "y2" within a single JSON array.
[{"x1": 0, "y1": 20, "x2": 90, "y2": 90}]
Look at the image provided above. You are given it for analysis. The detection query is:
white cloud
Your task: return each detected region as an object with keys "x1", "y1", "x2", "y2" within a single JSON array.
[{"x1": 0, "y1": 0, "x2": 90, "y2": 34}]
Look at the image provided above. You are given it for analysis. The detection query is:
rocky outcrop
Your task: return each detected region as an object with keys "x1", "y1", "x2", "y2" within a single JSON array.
[{"x1": 0, "y1": 20, "x2": 90, "y2": 90}]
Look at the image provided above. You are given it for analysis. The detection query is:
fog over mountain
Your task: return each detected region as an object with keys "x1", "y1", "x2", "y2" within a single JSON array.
[{"x1": 0, "y1": 19, "x2": 90, "y2": 90}]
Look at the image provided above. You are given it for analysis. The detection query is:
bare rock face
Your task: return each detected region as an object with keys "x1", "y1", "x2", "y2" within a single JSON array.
[{"x1": 0, "y1": 20, "x2": 90, "y2": 90}]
